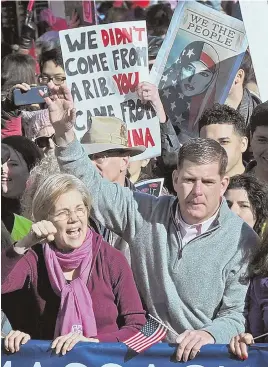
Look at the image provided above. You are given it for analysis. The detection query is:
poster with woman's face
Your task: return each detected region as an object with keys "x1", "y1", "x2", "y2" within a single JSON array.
[
  {"x1": 151, "y1": 1, "x2": 248, "y2": 145},
  {"x1": 179, "y1": 58, "x2": 214, "y2": 97},
  {"x1": 159, "y1": 40, "x2": 220, "y2": 142}
]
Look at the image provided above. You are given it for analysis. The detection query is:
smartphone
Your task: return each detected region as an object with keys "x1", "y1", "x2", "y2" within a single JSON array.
[{"x1": 13, "y1": 85, "x2": 49, "y2": 106}]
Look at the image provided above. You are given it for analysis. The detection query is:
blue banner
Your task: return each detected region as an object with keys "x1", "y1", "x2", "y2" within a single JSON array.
[{"x1": 1, "y1": 341, "x2": 268, "y2": 367}]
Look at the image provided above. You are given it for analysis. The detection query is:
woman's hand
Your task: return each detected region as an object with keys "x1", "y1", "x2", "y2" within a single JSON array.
[
  {"x1": 11, "y1": 83, "x2": 31, "y2": 92},
  {"x1": 29, "y1": 221, "x2": 58, "y2": 243},
  {"x1": 51, "y1": 333, "x2": 99, "y2": 355},
  {"x1": 7, "y1": 83, "x2": 32, "y2": 100},
  {"x1": 136, "y1": 82, "x2": 167, "y2": 123},
  {"x1": 4, "y1": 330, "x2": 31, "y2": 353},
  {"x1": 14, "y1": 220, "x2": 57, "y2": 254},
  {"x1": 229, "y1": 333, "x2": 254, "y2": 360}
]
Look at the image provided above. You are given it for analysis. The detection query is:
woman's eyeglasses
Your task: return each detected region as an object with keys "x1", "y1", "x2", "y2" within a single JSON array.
[
  {"x1": 52, "y1": 207, "x2": 87, "y2": 222},
  {"x1": 34, "y1": 134, "x2": 55, "y2": 149},
  {"x1": 38, "y1": 75, "x2": 66, "y2": 86}
]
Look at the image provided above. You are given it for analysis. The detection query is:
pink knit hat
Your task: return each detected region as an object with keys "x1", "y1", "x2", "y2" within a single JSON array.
[{"x1": 21, "y1": 109, "x2": 54, "y2": 140}]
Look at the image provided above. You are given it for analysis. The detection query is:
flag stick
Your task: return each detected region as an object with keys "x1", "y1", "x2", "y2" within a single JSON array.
[
  {"x1": 148, "y1": 314, "x2": 180, "y2": 338},
  {"x1": 253, "y1": 332, "x2": 268, "y2": 341},
  {"x1": 27, "y1": 0, "x2": 35, "y2": 12},
  {"x1": 149, "y1": 315, "x2": 268, "y2": 343}
]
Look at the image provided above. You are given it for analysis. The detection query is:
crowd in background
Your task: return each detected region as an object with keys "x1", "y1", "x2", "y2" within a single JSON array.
[{"x1": 1, "y1": 0, "x2": 268, "y2": 363}]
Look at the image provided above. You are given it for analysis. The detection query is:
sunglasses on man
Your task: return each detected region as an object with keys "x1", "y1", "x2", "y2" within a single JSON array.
[{"x1": 88, "y1": 150, "x2": 130, "y2": 164}]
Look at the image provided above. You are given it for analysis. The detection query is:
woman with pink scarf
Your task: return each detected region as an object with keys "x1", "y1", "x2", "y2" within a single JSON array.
[{"x1": 2, "y1": 173, "x2": 146, "y2": 355}]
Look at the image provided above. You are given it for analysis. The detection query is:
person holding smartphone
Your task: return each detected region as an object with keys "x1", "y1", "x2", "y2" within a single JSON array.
[
  {"x1": 38, "y1": 41, "x2": 66, "y2": 92},
  {"x1": 1, "y1": 53, "x2": 37, "y2": 139},
  {"x1": 1, "y1": 43, "x2": 65, "y2": 155},
  {"x1": 22, "y1": 42, "x2": 66, "y2": 154}
]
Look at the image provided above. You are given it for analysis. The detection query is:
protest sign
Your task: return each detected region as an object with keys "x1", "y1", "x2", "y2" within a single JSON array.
[
  {"x1": 240, "y1": 1, "x2": 268, "y2": 101},
  {"x1": 135, "y1": 178, "x2": 164, "y2": 197},
  {"x1": 150, "y1": 1, "x2": 248, "y2": 144},
  {"x1": 82, "y1": 0, "x2": 97, "y2": 24},
  {"x1": 59, "y1": 21, "x2": 161, "y2": 160},
  {"x1": 2, "y1": 340, "x2": 268, "y2": 367},
  {"x1": 64, "y1": 1, "x2": 97, "y2": 26}
]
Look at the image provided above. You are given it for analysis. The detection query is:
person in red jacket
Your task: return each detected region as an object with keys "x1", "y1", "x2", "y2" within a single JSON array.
[{"x1": 2, "y1": 173, "x2": 146, "y2": 355}]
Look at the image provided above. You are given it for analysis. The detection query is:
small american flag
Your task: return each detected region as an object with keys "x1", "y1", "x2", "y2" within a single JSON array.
[{"x1": 123, "y1": 318, "x2": 167, "y2": 353}]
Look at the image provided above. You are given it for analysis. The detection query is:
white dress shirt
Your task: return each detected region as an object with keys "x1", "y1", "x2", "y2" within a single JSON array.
[{"x1": 175, "y1": 206, "x2": 219, "y2": 247}]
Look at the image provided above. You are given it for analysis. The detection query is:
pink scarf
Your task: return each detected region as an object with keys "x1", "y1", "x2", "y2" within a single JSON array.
[{"x1": 43, "y1": 229, "x2": 97, "y2": 338}]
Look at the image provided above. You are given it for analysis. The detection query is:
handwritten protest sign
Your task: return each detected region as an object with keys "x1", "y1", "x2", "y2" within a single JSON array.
[
  {"x1": 150, "y1": 1, "x2": 247, "y2": 144},
  {"x1": 59, "y1": 21, "x2": 161, "y2": 160}
]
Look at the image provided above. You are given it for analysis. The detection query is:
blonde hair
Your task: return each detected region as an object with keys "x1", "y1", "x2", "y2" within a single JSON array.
[
  {"x1": 21, "y1": 154, "x2": 60, "y2": 220},
  {"x1": 32, "y1": 173, "x2": 91, "y2": 222}
]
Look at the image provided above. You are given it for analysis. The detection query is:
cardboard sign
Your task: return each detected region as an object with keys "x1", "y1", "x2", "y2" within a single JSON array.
[
  {"x1": 59, "y1": 21, "x2": 161, "y2": 160},
  {"x1": 150, "y1": 1, "x2": 248, "y2": 144}
]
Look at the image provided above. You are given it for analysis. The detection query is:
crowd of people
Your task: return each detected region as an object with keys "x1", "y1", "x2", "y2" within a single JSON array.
[{"x1": 1, "y1": 0, "x2": 268, "y2": 363}]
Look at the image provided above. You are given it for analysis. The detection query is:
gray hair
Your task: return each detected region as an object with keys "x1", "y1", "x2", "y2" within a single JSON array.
[
  {"x1": 32, "y1": 173, "x2": 91, "y2": 222},
  {"x1": 178, "y1": 138, "x2": 228, "y2": 176},
  {"x1": 21, "y1": 155, "x2": 60, "y2": 220}
]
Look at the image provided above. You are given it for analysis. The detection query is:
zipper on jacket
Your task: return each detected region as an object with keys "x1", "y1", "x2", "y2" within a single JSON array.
[
  {"x1": 185, "y1": 224, "x2": 220, "y2": 247},
  {"x1": 171, "y1": 208, "x2": 183, "y2": 259},
  {"x1": 171, "y1": 206, "x2": 220, "y2": 259}
]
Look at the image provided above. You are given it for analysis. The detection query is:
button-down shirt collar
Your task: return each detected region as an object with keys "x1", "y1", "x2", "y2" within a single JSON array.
[{"x1": 175, "y1": 205, "x2": 219, "y2": 247}]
